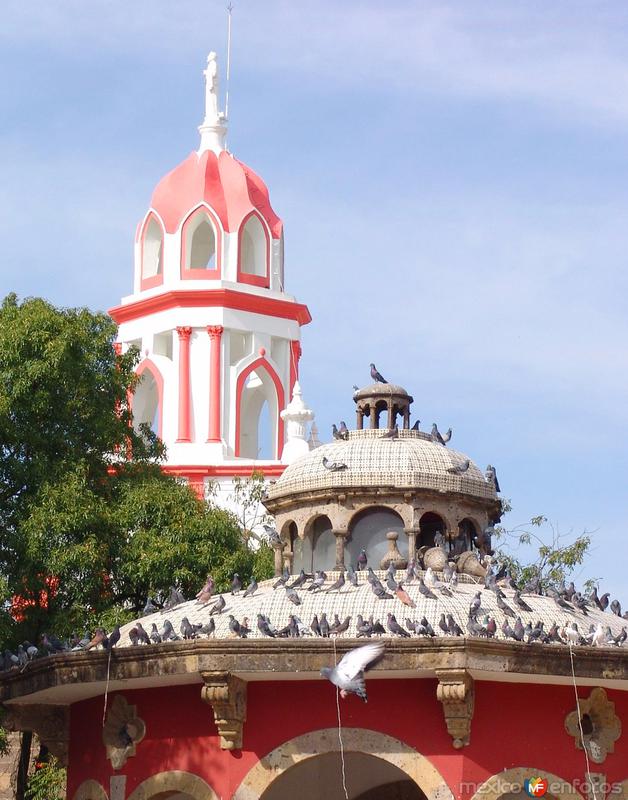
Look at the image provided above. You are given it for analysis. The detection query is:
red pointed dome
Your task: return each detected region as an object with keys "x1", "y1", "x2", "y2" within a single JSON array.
[{"x1": 149, "y1": 149, "x2": 283, "y2": 237}]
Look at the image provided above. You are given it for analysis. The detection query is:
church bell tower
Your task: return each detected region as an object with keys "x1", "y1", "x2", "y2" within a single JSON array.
[{"x1": 109, "y1": 53, "x2": 312, "y2": 496}]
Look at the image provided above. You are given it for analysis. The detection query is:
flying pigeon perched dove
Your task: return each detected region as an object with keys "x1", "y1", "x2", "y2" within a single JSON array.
[
  {"x1": 381, "y1": 426, "x2": 399, "y2": 440},
  {"x1": 320, "y1": 641, "x2": 385, "y2": 701},
  {"x1": 243, "y1": 577, "x2": 258, "y2": 598},
  {"x1": 357, "y1": 549, "x2": 368, "y2": 571},
  {"x1": 447, "y1": 459, "x2": 470, "y2": 475},
  {"x1": 485, "y1": 465, "x2": 501, "y2": 493},
  {"x1": 369, "y1": 363, "x2": 387, "y2": 384}
]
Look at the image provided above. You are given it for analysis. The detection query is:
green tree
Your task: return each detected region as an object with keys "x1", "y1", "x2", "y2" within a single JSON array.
[
  {"x1": 0, "y1": 295, "x2": 272, "y2": 796},
  {"x1": 492, "y1": 501, "x2": 593, "y2": 593}
]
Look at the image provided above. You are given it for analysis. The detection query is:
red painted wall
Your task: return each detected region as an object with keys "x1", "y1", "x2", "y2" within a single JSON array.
[{"x1": 67, "y1": 679, "x2": 628, "y2": 799}]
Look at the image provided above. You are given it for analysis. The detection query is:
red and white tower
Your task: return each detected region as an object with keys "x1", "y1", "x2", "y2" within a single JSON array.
[{"x1": 109, "y1": 52, "x2": 312, "y2": 498}]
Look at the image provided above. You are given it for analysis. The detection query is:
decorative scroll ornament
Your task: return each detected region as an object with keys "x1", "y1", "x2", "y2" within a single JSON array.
[
  {"x1": 102, "y1": 695, "x2": 146, "y2": 770},
  {"x1": 436, "y1": 669, "x2": 475, "y2": 748},
  {"x1": 201, "y1": 671, "x2": 247, "y2": 750},
  {"x1": 564, "y1": 687, "x2": 621, "y2": 764}
]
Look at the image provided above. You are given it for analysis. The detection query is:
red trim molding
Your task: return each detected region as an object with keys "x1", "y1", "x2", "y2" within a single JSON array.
[
  {"x1": 234, "y1": 358, "x2": 285, "y2": 459},
  {"x1": 109, "y1": 289, "x2": 312, "y2": 326},
  {"x1": 164, "y1": 464, "x2": 286, "y2": 478},
  {"x1": 206, "y1": 325, "x2": 224, "y2": 442}
]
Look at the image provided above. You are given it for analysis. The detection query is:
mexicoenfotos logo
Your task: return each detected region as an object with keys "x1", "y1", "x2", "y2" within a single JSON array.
[{"x1": 524, "y1": 778, "x2": 549, "y2": 798}]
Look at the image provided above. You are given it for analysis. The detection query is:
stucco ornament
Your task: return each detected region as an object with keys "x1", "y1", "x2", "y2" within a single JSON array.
[
  {"x1": 564, "y1": 687, "x2": 621, "y2": 763},
  {"x1": 103, "y1": 695, "x2": 146, "y2": 769}
]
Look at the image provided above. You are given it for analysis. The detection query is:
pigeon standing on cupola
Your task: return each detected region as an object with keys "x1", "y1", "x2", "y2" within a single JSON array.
[{"x1": 370, "y1": 363, "x2": 387, "y2": 384}]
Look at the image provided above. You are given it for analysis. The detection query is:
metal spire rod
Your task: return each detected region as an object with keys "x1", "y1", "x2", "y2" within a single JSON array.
[{"x1": 225, "y1": 3, "x2": 233, "y2": 121}]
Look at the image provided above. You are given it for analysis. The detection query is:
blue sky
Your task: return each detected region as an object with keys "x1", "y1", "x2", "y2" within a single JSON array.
[{"x1": 2, "y1": 1, "x2": 627, "y2": 602}]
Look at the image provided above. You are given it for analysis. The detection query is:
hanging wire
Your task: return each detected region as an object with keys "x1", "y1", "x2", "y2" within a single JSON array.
[
  {"x1": 568, "y1": 643, "x2": 598, "y2": 800},
  {"x1": 332, "y1": 636, "x2": 349, "y2": 800}
]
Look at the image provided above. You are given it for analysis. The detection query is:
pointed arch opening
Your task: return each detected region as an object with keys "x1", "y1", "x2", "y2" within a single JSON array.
[
  {"x1": 238, "y1": 212, "x2": 270, "y2": 287},
  {"x1": 235, "y1": 358, "x2": 284, "y2": 459},
  {"x1": 133, "y1": 359, "x2": 164, "y2": 439},
  {"x1": 141, "y1": 214, "x2": 164, "y2": 290},
  {"x1": 181, "y1": 207, "x2": 221, "y2": 279}
]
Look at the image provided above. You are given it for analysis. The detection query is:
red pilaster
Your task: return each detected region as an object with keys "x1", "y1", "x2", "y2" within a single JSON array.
[
  {"x1": 206, "y1": 325, "x2": 224, "y2": 442},
  {"x1": 176, "y1": 327, "x2": 193, "y2": 442},
  {"x1": 289, "y1": 340, "x2": 302, "y2": 397}
]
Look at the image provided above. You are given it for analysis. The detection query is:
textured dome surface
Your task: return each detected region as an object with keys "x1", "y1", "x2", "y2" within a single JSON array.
[
  {"x1": 116, "y1": 571, "x2": 626, "y2": 646},
  {"x1": 149, "y1": 149, "x2": 282, "y2": 236},
  {"x1": 268, "y1": 429, "x2": 495, "y2": 501}
]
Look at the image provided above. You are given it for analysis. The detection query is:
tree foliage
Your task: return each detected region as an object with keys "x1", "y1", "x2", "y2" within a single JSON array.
[
  {"x1": 493, "y1": 500, "x2": 593, "y2": 592},
  {"x1": 0, "y1": 295, "x2": 270, "y2": 648}
]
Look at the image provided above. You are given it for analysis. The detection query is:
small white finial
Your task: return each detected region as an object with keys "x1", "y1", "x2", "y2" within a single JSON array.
[
  {"x1": 281, "y1": 381, "x2": 315, "y2": 464},
  {"x1": 198, "y1": 52, "x2": 227, "y2": 155}
]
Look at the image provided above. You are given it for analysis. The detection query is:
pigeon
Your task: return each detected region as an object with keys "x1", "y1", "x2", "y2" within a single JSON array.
[
  {"x1": 311, "y1": 615, "x2": 321, "y2": 636},
  {"x1": 200, "y1": 618, "x2": 216, "y2": 637},
  {"x1": 308, "y1": 571, "x2": 326, "y2": 592},
  {"x1": 339, "y1": 420, "x2": 349, "y2": 438},
  {"x1": 327, "y1": 572, "x2": 345, "y2": 592},
  {"x1": 150, "y1": 623, "x2": 162, "y2": 644},
  {"x1": 573, "y1": 594, "x2": 589, "y2": 615},
  {"x1": 41, "y1": 633, "x2": 66, "y2": 653},
  {"x1": 180, "y1": 617, "x2": 200, "y2": 639},
  {"x1": 319, "y1": 613, "x2": 330, "y2": 637},
  {"x1": 386, "y1": 570, "x2": 398, "y2": 591},
  {"x1": 3, "y1": 650, "x2": 19, "y2": 668},
  {"x1": 273, "y1": 567, "x2": 290, "y2": 590},
  {"x1": 371, "y1": 582, "x2": 394, "y2": 600},
  {"x1": 257, "y1": 614, "x2": 276, "y2": 637},
  {"x1": 513, "y1": 617, "x2": 525, "y2": 642},
  {"x1": 431, "y1": 424, "x2": 451, "y2": 446},
  {"x1": 381, "y1": 426, "x2": 399, "y2": 440},
  {"x1": 447, "y1": 614, "x2": 463, "y2": 636},
  {"x1": 356, "y1": 615, "x2": 373, "y2": 638},
  {"x1": 447, "y1": 459, "x2": 470, "y2": 475},
  {"x1": 469, "y1": 592, "x2": 482, "y2": 614},
  {"x1": 562, "y1": 623, "x2": 580, "y2": 646},
  {"x1": 16, "y1": 645, "x2": 27, "y2": 667},
  {"x1": 166, "y1": 586, "x2": 187, "y2": 609},
  {"x1": 161, "y1": 620, "x2": 179, "y2": 640},
  {"x1": 370, "y1": 363, "x2": 387, "y2": 384},
  {"x1": 387, "y1": 613, "x2": 410, "y2": 637},
  {"x1": 598, "y1": 592, "x2": 611, "y2": 611},
  {"x1": 228, "y1": 615, "x2": 242, "y2": 637},
  {"x1": 501, "y1": 620, "x2": 516, "y2": 640},
  {"x1": 424, "y1": 567, "x2": 439, "y2": 589},
  {"x1": 331, "y1": 615, "x2": 351, "y2": 635},
  {"x1": 321, "y1": 641, "x2": 385, "y2": 702},
  {"x1": 418, "y1": 578, "x2": 437, "y2": 600},
  {"x1": 357, "y1": 550, "x2": 368, "y2": 571},
  {"x1": 553, "y1": 594, "x2": 574, "y2": 612},
  {"x1": 83, "y1": 628, "x2": 108, "y2": 651},
  {"x1": 513, "y1": 591, "x2": 533, "y2": 612},
  {"x1": 439, "y1": 614, "x2": 450, "y2": 635},
  {"x1": 262, "y1": 523, "x2": 282, "y2": 546},
  {"x1": 106, "y1": 625, "x2": 121, "y2": 651},
  {"x1": 420, "y1": 616, "x2": 436, "y2": 637},
  {"x1": 135, "y1": 622, "x2": 150, "y2": 645},
  {"x1": 411, "y1": 420, "x2": 420, "y2": 430},
  {"x1": 467, "y1": 613, "x2": 487, "y2": 637},
  {"x1": 366, "y1": 567, "x2": 380, "y2": 585},
  {"x1": 485, "y1": 465, "x2": 501, "y2": 492},
  {"x1": 143, "y1": 596, "x2": 159, "y2": 615},
  {"x1": 590, "y1": 623, "x2": 608, "y2": 647},
  {"x1": 394, "y1": 583, "x2": 416, "y2": 608},
  {"x1": 332, "y1": 423, "x2": 348, "y2": 441},
  {"x1": 496, "y1": 594, "x2": 516, "y2": 618},
  {"x1": 293, "y1": 616, "x2": 310, "y2": 637},
  {"x1": 322, "y1": 456, "x2": 348, "y2": 472},
  {"x1": 405, "y1": 618, "x2": 417, "y2": 634},
  {"x1": 439, "y1": 585, "x2": 453, "y2": 598},
  {"x1": 208, "y1": 595, "x2": 226, "y2": 615},
  {"x1": 611, "y1": 600, "x2": 622, "y2": 617},
  {"x1": 347, "y1": 565, "x2": 359, "y2": 587},
  {"x1": 243, "y1": 577, "x2": 258, "y2": 598},
  {"x1": 289, "y1": 569, "x2": 309, "y2": 589},
  {"x1": 231, "y1": 574, "x2": 242, "y2": 595},
  {"x1": 371, "y1": 618, "x2": 386, "y2": 636},
  {"x1": 485, "y1": 617, "x2": 497, "y2": 638},
  {"x1": 285, "y1": 586, "x2": 302, "y2": 605},
  {"x1": 24, "y1": 642, "x2": 38, "y2": 660}
]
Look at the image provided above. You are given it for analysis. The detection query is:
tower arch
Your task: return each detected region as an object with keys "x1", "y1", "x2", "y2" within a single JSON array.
[
  {"x1": 238, "y1": 211, "x2": 270, "y2": 287},
  {"x1": 234, "y1": 357, "x2": 285, "y2": 459},
  {"x1": 139, "y1": 212, "x2": 165, "y2": 290},
  {"x1": 180, "y1": 204, "x2": 222, "y2": 278},
  {"x1": 133, "y1": 358, "x2": 164, "y2": 438}
]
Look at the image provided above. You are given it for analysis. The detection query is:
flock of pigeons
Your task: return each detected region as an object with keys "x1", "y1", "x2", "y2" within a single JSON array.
[{"x1": 3, "y1": 551, "x2": 625, "y2": 675}]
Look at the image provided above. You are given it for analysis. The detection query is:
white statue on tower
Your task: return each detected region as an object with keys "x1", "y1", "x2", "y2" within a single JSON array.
[{"x1": 203, "y1": 51, "x2": 220, "y2": 124}]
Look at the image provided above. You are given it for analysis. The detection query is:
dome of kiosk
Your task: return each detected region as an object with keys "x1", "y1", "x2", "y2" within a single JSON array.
[{"x1": 267, "y1": 429, "x2": 495, "y2": 503}]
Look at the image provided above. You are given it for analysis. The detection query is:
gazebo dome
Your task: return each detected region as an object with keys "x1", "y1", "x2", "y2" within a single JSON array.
[{"x1": 268, "y1": 429, "x2": 493, "y2": 502}]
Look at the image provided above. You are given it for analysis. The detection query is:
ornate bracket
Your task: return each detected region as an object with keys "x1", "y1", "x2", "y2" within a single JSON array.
[
  {"x1": 2, "y1": 704, "x2": 69, "y2": 765},
  {"x1": 201, "y1": 671, "x2": 247, "y2": 750},
  {"x1": 103, "y1": 695, "x2": 146, "y2": 770},
  {"x1": 435, "y1": 669, "x2": 474, "y2": 749},
  {"x1": 564, "y1": 687, "x2": 621, "y2": 764}
]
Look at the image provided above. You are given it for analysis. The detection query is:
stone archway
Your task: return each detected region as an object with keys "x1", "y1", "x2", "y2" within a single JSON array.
[
  {"x1": 126, "y1": 771, "x2": 217, "y2": 800},
  {"x1": 73, "y1": 780, "x2": 109, "y2": 800},
  {"x1": 470, "y1": 768, "x2": 585, "y2": 800},
  {"x1": 233, "y1": 728, "x2": 454, "y2": 800}
]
